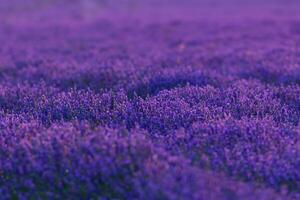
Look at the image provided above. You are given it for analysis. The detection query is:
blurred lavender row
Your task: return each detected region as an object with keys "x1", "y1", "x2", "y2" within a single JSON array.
[{"x1": 1, "y1": 0, "x2": 300, "y2": 199}]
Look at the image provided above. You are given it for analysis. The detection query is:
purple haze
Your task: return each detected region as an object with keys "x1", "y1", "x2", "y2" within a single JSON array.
[{"x1": 1, "y1": 0, "x2": 300, "y2": 199}]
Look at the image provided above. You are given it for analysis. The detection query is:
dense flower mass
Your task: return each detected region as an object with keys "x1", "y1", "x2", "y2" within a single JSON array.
[{"x1": 1, "y1": 0, "x2": 300, "y2": 199}]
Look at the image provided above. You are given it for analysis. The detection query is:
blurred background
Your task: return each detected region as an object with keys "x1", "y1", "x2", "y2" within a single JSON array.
[{"x1": 1, "y1": 0, "x2": 300, "y2": 26}]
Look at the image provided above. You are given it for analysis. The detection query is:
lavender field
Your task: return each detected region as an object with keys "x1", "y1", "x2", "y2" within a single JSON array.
[{"x1": 1, "y1": 0, "x2": 300, "y2": 199}]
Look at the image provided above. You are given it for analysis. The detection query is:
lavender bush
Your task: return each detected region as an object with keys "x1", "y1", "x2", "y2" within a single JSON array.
[{"x1": 1, "y1": 0, "x2": 300, "y2": 199}]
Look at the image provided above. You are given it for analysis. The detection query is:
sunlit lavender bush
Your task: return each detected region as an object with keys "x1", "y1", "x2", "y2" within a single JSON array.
[{"x1": 1, "y1": 0, "x2": 300, "y2": 199}]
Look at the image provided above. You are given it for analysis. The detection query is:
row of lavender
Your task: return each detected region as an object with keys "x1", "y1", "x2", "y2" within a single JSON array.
[
  {"x1": 1, "y1": 0, "x2": 300, "y2": 199},
  {"x1": 1, "y1": 18, "x2": 300, "y2": 90},
  {"x1": 0, "y1": 120, "x2": 293, "y2": 199}
]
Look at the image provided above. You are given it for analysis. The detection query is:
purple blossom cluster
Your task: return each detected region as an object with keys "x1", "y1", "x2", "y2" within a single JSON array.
[{"x1": 1, "y1": 0, "x2": 300, "y2": 199}]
